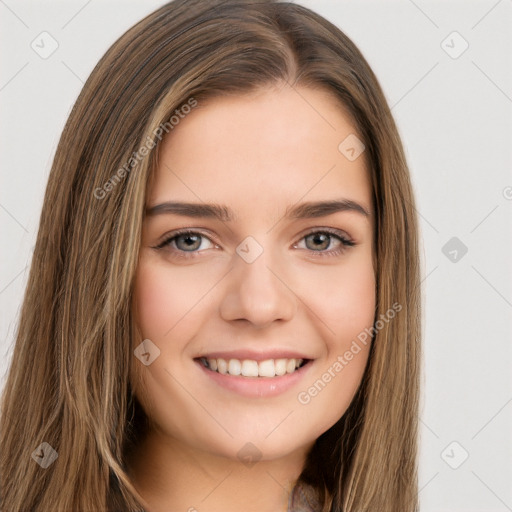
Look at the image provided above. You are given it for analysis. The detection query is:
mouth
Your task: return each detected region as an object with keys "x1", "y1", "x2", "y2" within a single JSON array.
[
  {"x1": 195, "y1": 356, "x2": 310, "y2": 378},
  {"x1": 194, "y1": 353, "x2": 314, "y2": 398}
]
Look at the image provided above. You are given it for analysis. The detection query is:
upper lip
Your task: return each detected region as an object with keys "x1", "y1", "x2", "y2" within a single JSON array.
[{"x1": 195, "y1": 349, "x2": 312, "y2": 361}]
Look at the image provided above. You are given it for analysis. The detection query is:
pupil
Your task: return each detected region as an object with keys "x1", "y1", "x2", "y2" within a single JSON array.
[
  {"x1": 307, "y1": 233, "x2": 329, "y2": 251},
  {"x1": 179, "y1": 234, "x2": 200, "y2": 251}
]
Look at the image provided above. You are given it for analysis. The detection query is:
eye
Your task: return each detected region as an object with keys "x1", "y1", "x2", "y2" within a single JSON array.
[
  {"x1": 294, "y1": 228, "x2": 355, "y2": 257},
  {"x1": 153, "y1": 227, "x2": 355, "y2": 260},
  {"x1": 153, "y1": 229, "x2": 217, "y2": 258}
]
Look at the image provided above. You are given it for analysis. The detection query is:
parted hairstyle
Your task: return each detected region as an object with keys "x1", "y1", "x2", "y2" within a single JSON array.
[{"x1": 0, "y1": 1, "x2": 421, "y2": 510}]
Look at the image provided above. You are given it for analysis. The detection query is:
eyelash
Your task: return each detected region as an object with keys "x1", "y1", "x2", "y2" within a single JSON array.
[{"x1": 153, "y1": 228, "x2": 355, "y2": 260}]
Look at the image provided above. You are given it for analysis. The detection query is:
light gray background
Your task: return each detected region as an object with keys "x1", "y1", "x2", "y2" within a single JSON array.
[{"x1": 1, "y1": 1, "x2": 511, "y2": 510}]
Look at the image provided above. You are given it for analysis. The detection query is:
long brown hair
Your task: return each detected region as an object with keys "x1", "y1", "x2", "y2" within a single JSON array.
[{"x1": 0, "y1": 1, "x2": 421, "y2": 510}]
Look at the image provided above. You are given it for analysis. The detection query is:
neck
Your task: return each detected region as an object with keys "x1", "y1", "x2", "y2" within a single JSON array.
[{"x1": 127, "y1": 429, "x2": 313, "y2": 512}]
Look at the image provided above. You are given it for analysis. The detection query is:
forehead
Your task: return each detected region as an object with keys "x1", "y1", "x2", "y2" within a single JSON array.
[{"x1": 148, "y1": 85, "x2": 372, "y2": 220}]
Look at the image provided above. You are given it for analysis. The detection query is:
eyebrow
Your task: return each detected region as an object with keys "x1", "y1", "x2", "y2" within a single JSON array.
[{"x1": 145, "y1": 199, "x2": 370, "y2": 221}]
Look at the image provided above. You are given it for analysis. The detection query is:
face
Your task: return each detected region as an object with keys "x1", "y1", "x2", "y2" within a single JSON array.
[{"x1": 131, "y1": 84, "x2": 375, "y2": 462}]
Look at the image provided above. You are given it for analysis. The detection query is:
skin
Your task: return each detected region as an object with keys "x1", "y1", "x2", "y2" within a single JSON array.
[{"x1": 128, "y1": 83, "x2": 376, "y2": 512}]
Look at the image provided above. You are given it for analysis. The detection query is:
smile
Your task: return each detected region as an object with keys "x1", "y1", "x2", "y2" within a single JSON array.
[{"x1": 198, "y1": 357, "x2": 308, "y2": 378}]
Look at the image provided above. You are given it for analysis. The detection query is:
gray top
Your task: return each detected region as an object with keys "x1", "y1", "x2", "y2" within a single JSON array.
[{"x1": 288, "y1": 481, "x2": 323, "y2": 512}]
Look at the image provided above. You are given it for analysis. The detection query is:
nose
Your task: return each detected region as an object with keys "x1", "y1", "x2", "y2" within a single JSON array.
[{"x1": 218, "y1": 246, "x2": 297, "y2": 328}]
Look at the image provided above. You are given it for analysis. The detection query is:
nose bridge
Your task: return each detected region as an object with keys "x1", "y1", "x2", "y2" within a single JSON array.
[{"x1": 219, "y1": 238, "x2": 296, "y2": 326}]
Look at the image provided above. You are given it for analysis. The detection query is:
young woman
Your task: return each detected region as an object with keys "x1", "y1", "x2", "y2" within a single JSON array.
[{"x1": 0, "y1": 1, "x2": 421, "y2": 511}]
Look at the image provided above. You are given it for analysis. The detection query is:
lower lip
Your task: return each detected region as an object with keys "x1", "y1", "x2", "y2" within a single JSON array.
[{"x1": 195, "y1": 359, "x2": 313, "y2": 398}]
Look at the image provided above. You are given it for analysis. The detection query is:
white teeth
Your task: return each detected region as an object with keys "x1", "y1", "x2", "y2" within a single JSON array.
[
  {"x1": 258, "y1": 359, "x2": 275, "y2": 377},
  {"x1": 217, "y1": 358, "x2": 228, "y2": 375},
  {"x1": 274, "y1": 359, "x2": 287, "y2": 376},
  {"x1": 201, "y1": 357, "x2": 306, "y2": 377},
  {"x1": 286, "y1": 359, "x2": 296, "y2": 373},
  {"x1": 228, "y1": 359, "x2": 241, "y2": 376},
  {"x1": 241, "y1": 360, "x2": 259, "y2": 377}
]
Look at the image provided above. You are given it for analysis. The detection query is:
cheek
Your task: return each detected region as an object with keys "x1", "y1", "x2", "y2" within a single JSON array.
[
  {"x1": 131, "y1": 256, "x2": 216, "y2": 426},
  {"x1": 133, "y1": 254, "x2": 215, "y2": 340},
  {"x1": 292, "y1": 256, "x2": 375, "y2": 425},
  {"x1": 134, "y1": 268, "x2": 175, "y2": 341},
  {"x1": 329, "y1": 263, "x2": 376, "y2": 340},
  {"x1": 296, "y1": 254, "x2": 376, "y2": 347}
]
